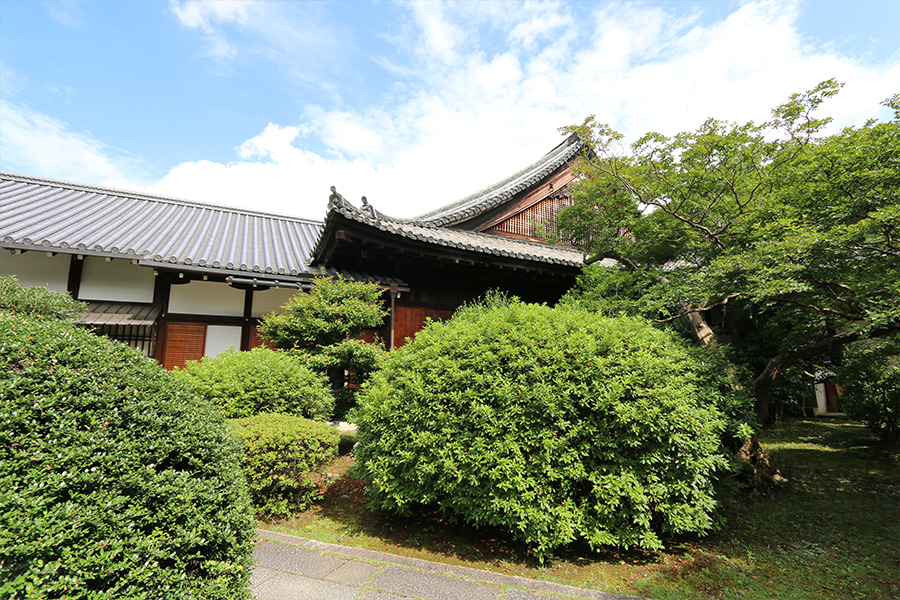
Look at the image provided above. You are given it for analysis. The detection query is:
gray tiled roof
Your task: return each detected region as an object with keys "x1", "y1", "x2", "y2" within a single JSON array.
[
  {"x1": 321, "y1": 189, "x2": 587, "y2": 268},
  {"x1": 81, "y1": 301, "x2": 161, "y2": 326},
  {"x1": 0, "y1": 172, "x2": 322, "y2": 281},
  {"x1": 411, "y1": 133, "x2": 584, "y2": 227}
]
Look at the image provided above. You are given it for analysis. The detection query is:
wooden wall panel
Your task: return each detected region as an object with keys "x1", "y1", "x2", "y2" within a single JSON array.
[
  {"x1": 248, "y1": 326, "x2": 270, "y2": 350},
  {"x1": 393, "y1": 304, "x2": 454, "y2": 348},
  {"x1": 161, "y1": 321, "x2": 206, "y2": 370},
  {"x1": 488, "y1": 194, "x2": 574, "y2": 241}
]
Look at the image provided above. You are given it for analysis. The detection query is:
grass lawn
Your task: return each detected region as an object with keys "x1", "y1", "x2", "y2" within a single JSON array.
[{"x1": 260, "y1": 419, "x2": 900, "y2": 599}]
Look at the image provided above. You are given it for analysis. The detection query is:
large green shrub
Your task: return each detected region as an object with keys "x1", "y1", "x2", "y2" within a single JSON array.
[
  {"x1": 354, "y1": 297, "x2": 745, "y2": 558},
  {"x1": 836, "y1": 335, "x2": 900, "y2": 447},
  {"x1": 0, "y1": 275, "x2": 85, "y2": 319},
  {"x1": 174, "y1": 347, "x2": 334, "y2": 419},
  {"x1": 229, "y1": 413, "x2": 339, "y2": 519},
  {"x1": 0, "y1": 282, "x2": 255, "y2": 599}
]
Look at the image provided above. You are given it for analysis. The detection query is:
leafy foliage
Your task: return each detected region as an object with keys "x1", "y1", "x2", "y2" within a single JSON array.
[
  {"x1": 0, "y1": 274, "x2": 85, "y2": 321},
  {"x1": 559, "y1": 82, "x2": 900, "y2": 422},
  {"x1": 302, "y1": 337, "x2": 386, "y2": 382},
  {"x1": 258, "y1": 276, "x2": 387, "y2": 350},
  {"x1": 0, "y1": 281, "x2": 255, "y2": 599},
  {"x1": 836, "y1": 335, "x2": 900, "y2": 447},
  {"x1": 354, "y1": 297, "x2": 751, "y2": 559},
  {"x1": 229, "y1": 414, "x2": 339, "y2": 519},
  {"x1": 174, "y1": 347, "x2": 333, "y2": 420},
  {"x1": 258, "y1": 276, "x2": 388, "y2": 418},
  {"x1": 302, "y1": 338, "x2": 387, "y2": 418}
]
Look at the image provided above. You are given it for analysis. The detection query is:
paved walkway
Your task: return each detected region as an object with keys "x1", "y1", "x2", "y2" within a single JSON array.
[{"x1": 252, "y1": 530, "x2": 646, "y2": 600}]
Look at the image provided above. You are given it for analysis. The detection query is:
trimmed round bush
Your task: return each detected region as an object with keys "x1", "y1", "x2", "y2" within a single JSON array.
[
  {"x1": 229, "y1": 413, "x2": 339, "y2": 519},
  {"x1": 174, "y1": 347, "x2": 334, "y2": 419},
  {"x1": 354, "y1": 298, "x2": 738, "y2": 558},
  {"x1": 0, "y1": 299, "x2": 255, "y2": 598}
]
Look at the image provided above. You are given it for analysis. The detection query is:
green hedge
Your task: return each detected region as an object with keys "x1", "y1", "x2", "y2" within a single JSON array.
[
  {"x1": 354, "y1": 298, "x2": 742, "y2": 559},
  {"x1": 0, "y1": 289, "x2": 255, "y2": 598},
  {"x1": 174, "y1": 347, "x2": 334, "y2": 419},
  {"x1": 229, "y1": 414, "x2": 339, "y2": 519}
]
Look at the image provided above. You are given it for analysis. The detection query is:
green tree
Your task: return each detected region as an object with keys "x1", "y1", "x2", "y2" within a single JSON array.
[
  {"x1": 259, "y1": 275, "x2": 387, "y2": 350},
  {"x1": 258, "y1": 275, "x2": 388, "y2": 418},
  {"x1": 558, "y1": 81, "x2": 900, "y2": 426},
  {"x1": 835, "y1": 334, "x2": 900, "y2": 447}
]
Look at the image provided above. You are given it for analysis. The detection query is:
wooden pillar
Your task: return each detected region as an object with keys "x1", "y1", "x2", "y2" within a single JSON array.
[
  {"x1": 241, "y1": 288, "x2": 253, "y2": 350},
  {"x1": 66, "y1": 254, "x2": 83, "y2": 298},
  {"x1": 388, "y1": 285, "x2": 398, "y2": 349}
]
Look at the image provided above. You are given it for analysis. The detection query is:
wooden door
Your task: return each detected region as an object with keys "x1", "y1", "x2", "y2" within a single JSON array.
[
  {"x1": 161, "y1": 321, "x2": 206, "y2": 370},
  {"x1": 392, "y1": 304, "x2": 454, "y2": 348}
]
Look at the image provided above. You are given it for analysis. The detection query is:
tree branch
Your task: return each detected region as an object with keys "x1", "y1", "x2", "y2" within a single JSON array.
[
  {"x1": 751, "y1": 319, "x2": 900, "y2": 422},
  {"x1": 584, "y1": 251, "x2": 639, "y2": 273}
]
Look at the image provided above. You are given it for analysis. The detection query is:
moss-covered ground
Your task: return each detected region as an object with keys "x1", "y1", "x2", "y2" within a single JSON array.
[{"x1": 261, "y1": 419, "x2": 899, "y2": 599}]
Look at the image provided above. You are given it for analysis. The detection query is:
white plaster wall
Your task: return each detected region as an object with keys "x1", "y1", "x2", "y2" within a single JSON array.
[
  {"x1": 168, "y1": 280, "x2": 245, "y2": 316},
  {"x1": 251, "y1": 287, "x2": 299, "y2": 317},
  {"x1": 0, "y1": 251, "x2": 70, "y2": 292},
  {"x1": 814, "y1": 383, "x2": 828, "y2": 415},
  {"x1": 204, "y1": 325, "x2": 243, "y2": 357},
  {"x1": 78, "y1": 257, "x2": 155, "y2": 303}
]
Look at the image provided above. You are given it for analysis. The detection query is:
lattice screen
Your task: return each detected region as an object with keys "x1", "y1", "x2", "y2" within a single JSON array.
[
  {"x1": 92, "y1": 324, "x2": 156, "y2": 357},
  {"x1": 487, "y1": 194, "x2": 573, "y2": 242}
]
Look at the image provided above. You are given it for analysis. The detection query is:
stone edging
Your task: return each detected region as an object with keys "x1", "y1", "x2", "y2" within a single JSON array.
[{"x1": 255, "y1": 529, "x2": 646, "y2": 600}]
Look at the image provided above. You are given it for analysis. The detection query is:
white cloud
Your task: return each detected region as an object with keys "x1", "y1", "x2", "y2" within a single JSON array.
[
  {"x1": 508, "y1": 2, "x2": 574, "y2": 49},
  {"x1": 409, "y1": 2, "x2": 467, "y2": 65},
  {"x1": 169, "y1": 0, "x2": 257, "y2": 63},
  {"x1": 0, "y1": 95, "x2": 144, "y2": 190},
  {"x1": 147, "y1": 0, "x2": 899, "y2": 220},
  {"x1": 7, "y1": 1, "x2": 896, "y2": 223},
  {"x1": 170, "y1": 0, "x2": 349, "y2": 85},
  {"x1": 169, "y1": 0, "x2": 253, "y2": 33}
]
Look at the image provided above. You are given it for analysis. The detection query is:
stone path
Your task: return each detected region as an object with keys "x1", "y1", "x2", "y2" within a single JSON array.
[{"x1": 252, "y1": 530, "x2": 647, "y2": 600}]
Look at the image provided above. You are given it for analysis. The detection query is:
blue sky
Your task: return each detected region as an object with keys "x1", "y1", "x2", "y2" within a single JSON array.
[{"x1": 1, "y1": 0, "x2": 897, "y2": 219}]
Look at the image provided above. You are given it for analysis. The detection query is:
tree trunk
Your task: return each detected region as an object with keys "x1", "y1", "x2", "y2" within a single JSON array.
[
  {"x1": 749, "y1": 323, "x2": 900, "y2": 423},
  {"x1": 680, "y1": 304, "x2": 783, "y2": 489},
  {"x1": 680, "y1": 304, "x2": 718, "y2": 347}
]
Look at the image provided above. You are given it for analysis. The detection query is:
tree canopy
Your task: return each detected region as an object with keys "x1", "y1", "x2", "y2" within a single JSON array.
[
  {"x1": 258, "y1": 275, "x2": 388, "y2": 419},
  {"x1": 558, "y1": 81, "x2": 900, "y2": 423},
  {"x1": 258, "y1": 275, "x2": 388, "y2": 351}
]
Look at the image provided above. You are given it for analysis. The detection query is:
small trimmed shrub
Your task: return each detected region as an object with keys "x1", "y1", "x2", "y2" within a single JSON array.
[
  {"x1": 229, "y1": 414, "x2": 339, "y2": 519},
  {"x1": 355, "y1": 297, "x2": 743, "y2": 559},
  {"x1": 1, "y1": 282, "x2": 255, "y2": 599},
  {"x1": 174, "y1": 347, "x2": 334, "y2": 419}
]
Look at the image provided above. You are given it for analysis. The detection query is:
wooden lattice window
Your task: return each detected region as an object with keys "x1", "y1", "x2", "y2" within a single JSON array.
[
  {"x1": 161, "y1": 322, "x2": 207, "y2": 370},
  {"x1": 488, "y1": 194, "x2": 574, "y2": 242},
  {"x1": 92, "y1": 324, "x2": 156, "y2": 357}
]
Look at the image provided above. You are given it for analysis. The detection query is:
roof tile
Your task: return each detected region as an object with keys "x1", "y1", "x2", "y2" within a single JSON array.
[
  {"x1": 412, "y1": 133, "x2": 584, "y2": 227},
  {"x1": 0, "y1": 172, "x2": 322, "y2": 282}
]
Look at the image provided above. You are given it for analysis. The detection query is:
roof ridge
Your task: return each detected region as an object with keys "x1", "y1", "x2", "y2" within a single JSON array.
[
  {"x1": 318, "y1": 195, "x2": 584, "y2": 267},
  {"x1": 0, "y1": 171, "x2": 324, "y2": 225},
  {"x1": 411, "y1": 133, "x2": 583, "y2": 226}
]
